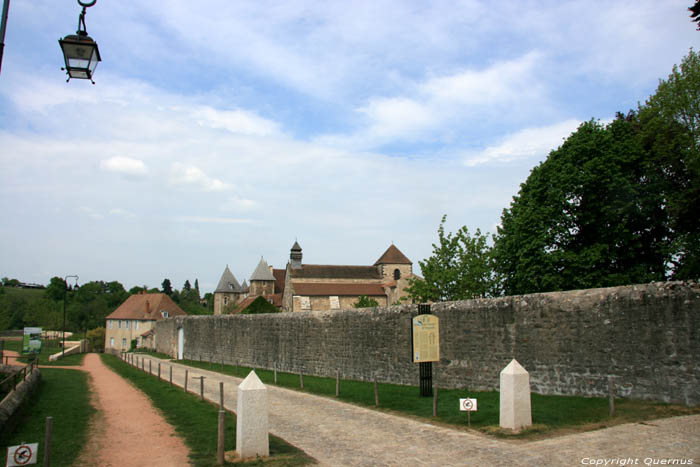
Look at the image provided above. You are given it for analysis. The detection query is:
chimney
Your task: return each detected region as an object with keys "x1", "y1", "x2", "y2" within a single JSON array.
[
  {"x1": 269, "y1": 265, "x2": 274, "y2": 275},
  {"x1": 146, "y1": 300, "x2": 150, "y2": 315}
]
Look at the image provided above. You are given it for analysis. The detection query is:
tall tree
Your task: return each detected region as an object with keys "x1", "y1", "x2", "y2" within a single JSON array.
[
  {"x1": 161, "y1": 278, "x2": 173, "y2": 295},
  {"x1": 183, "y1": 280, "x2": 191, "y2": 291},
  {"x1": 493, "y1": 51, "x2": 700, "y2": 294},
  {"x1": 406, "y1": 215, "x2": 497, "y2": 302}
]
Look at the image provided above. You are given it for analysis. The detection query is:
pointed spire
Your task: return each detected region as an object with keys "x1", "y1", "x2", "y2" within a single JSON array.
[
  {"x1": 215, "y1": 265, "x2": 242, "y2": 293},
  {"x1": 251, "y1": 258, "x2": 276, "y2": 281},
  {"x1": 374, "y1": 244, "x2": 412, "y2": 265}
]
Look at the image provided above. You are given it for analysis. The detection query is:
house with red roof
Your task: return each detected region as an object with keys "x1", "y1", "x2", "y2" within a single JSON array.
[{"x1": 104, "y1": 292, "x2": 187, "y2": 352}]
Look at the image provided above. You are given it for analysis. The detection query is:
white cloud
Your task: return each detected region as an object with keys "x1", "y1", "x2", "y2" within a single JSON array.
[
  {"x1": 191, "y1": 106, "x2": 280, "y2": 136},
  {"x1": 169, "y1": 163, "x2": 233, "y2": 192},
  {"x1": 109, "y1": 208, "x2": 136, "y2": 219},
  {"x1": 173, "y1": 216, "x2": 256, "y2": 224},
  {"x1": 464, "y1": 119, "x2": 581, "y2": 166},
  {"x1": 99, "y1": 157, "x2": 149, "y2": 176},
  {"x1": 79, "y1": 206, "x2": 104, "y2": 220},
  {"x1": 318, "y1": 52, "x2": 547, "y2": 148}
]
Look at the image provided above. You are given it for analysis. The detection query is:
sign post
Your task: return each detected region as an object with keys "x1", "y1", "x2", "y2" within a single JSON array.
[
  {"x1": 459, "y1": 398, "x2": 478, "y2": 427},
  {"x1": 412, "y1": 304, "x2": 439, "y2": 397},
  {"x1": 22, "y1": 328, "x2": 42, "y2": 354}
]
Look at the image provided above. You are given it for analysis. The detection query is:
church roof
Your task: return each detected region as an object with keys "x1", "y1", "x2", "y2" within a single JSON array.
[
  {"x1": 250, "y1": 258, "x2": 276, "y2": 281},
  {"x1": 215, "y1": 266, "x2": 242, "y2": 293},
  {"x1": 291, "y1": 241, "x2": 302, "y2": 252},
  {"x1": 240, "y1": 280, "x2": 249, "y2": 293},
  {"x1": 293, "y1": 283, "x2": 386, "y2": 296},
  {"x1": 374, "y1": 244, "x2": 412, "y2": 265},
  {"x1": 290, "y1": 264, "x2": 382, "y2": 280}
]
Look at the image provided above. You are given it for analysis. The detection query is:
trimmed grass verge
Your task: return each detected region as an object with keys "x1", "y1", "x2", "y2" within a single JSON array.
[
  {"x1": 0, "y1": 368, "x2": 94, "y2": 466},
  {"x1": 101, "y1": 354, "x2": 315, "y2": 466},
  {"x1": 178, "y1": 359, "x2": 700, "y2": 438}
]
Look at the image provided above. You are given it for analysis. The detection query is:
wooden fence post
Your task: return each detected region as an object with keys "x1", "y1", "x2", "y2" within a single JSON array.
[
  {"x1": 609, "y1": 376, "x2": 615, "y2": 417},
  {"x1": 169, "y1": 366, "x2": 173, "y2": 386},
  {"x1": 336, "y1": 369, "x2": 340, "y2": 397},
  {"x1": 43, "y1": 416, "x2": 53, "y2": 467},
  {"x1": 217, "y1": 410, "x2": 225, "y2": 465},
  {"x1": 299, "y1": 371, "x2": 304, "y2": 389},
  {"x1": 374, "y1": 376, "x2": 379, "y2": 407},
  {"x1": 185, "y1": 369, "x2": 189, "y2": 392}
]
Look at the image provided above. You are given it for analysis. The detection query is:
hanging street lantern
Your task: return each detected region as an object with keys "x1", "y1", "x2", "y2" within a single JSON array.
[{"x1": 59, "y1": 0, "x2": 101, "y2": 83}]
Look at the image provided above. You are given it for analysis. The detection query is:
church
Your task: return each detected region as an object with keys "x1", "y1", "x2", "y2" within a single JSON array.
[{"x1": 213, "y1": 242, "x2": 415, "y2": 314}]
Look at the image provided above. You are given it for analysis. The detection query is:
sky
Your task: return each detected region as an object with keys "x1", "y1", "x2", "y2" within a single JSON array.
[{"x1": 0, "y1": 1, "x2": 698, "y2": 293}]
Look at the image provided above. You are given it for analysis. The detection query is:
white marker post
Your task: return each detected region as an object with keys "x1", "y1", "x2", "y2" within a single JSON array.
[{"x1": 459, "y1": 397, "x2": 478, "y2": 427}]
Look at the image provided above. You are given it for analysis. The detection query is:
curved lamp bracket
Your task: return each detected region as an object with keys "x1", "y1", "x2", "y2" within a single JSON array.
[{"x1": 77, "y1": 1, "x2": 97, "y2": 7}]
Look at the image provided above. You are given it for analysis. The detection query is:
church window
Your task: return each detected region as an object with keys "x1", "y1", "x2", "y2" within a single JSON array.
[{"x1": 394, "y1": 269, "x2": 401, "y2": 280}]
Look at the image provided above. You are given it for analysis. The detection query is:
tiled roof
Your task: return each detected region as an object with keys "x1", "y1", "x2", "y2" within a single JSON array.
[
  {"x1": 290, "y1": 264, "x2": 382, "y2": 280},
  {"x1": 250, "y1": 258, "x2": 276, "y2": 281},
  {"x1": 215, "y1": 266, "x2": 242, "y2": 293},
  {"x1": 374, "y1": 244, "x2": 412, "y2": 265},
  {"x1": 272, "y1": 269, "x2": 286, "y2": 294},
  {"x1": 292, "y1": 282, "x2": 387, "y2": 296},
  {"x1": 106, "y1": 293, "x2": 187, "y2": 320}
]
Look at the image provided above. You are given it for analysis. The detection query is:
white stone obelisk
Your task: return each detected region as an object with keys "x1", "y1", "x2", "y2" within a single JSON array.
[
  {"x1": 236, "y1": 370, "x2": 269, "y2": 459},
  {"x1": 499, "y1": 359, "x2": 532, "y2": 431}
]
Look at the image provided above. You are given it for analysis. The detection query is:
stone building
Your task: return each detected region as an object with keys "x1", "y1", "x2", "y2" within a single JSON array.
[
  {"x1": 213, "y1": 242, "x2": 415, "y2": 314},
  {"x1": 104, "y1": 292, "x2": 187, "y2": 352}
]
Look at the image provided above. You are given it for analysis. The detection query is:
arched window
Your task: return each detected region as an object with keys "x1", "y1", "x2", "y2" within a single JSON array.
[{"x1": 394, "y1": 268, "x2": 401, "y2": 280}]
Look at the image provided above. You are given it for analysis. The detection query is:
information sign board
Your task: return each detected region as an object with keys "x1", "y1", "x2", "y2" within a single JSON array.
[
  {"x1": 412, "y1": 314, "x2": 439, "y2": 363},
  {"x1": 22, "y1": 328, "x2": 42, "y2": 354}
]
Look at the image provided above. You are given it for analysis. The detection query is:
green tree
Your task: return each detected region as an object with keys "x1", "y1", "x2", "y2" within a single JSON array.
[
  {"x1": 194, "y1": 279, "x2": 200, "y2": 294},
  {"x1": 86, "y1": 327, "x2": 105, "y2": 352},
  {"x1": 241, "y1": 296, "x2": 280, "y2": 314},
  {"x1": 45, "y1": 276, "x2": 67, "y2": 301},
  {"x1": 406, "y1": 215, "x2": 497, "y2": 303},
  {"x1": 183, "y1": 280, "x2": 191, "y2": 291},
  {"x1": 353, "y1": 295, "x2": 380, "y2": 308},
  {"x1": 161, "y1": 278, "x2": 173, "y2": 295}
]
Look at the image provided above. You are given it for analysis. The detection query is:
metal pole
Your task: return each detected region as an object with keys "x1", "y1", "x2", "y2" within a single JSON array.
[
  {"x1": 184, "y1": 369, "x2": 188, "y2": 392},
  {"x1": 169, "y1": 366, "x2": 172, "y2": 386},
  {"x1": 200, "y1": 376, "x2": 205, "y2": 401},
  {"x1": 335, "y1": 369, "x2": 339, "y2": 397},
  {"x1": 0, "y1": 0, "x2": 10, "y2": 75},
  {"x1": 43, "y1": 416, "x2": 52, "y2": 467},
  {"x1": 299, "y1": 371, "x2": 303, "y2": 389}
]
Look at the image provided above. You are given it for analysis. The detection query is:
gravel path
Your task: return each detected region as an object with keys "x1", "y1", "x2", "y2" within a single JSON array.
[
  {"x1": 129, "y1": 354, "x2": 700, "y2": 467},
  {"x1": 73, "y1": 353, "x2": 191, "y2": 467}
]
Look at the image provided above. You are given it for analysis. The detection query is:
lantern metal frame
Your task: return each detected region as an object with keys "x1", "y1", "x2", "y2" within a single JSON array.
[{"x1": 58, "y1": 0, "x2": 101, "y2": 83}]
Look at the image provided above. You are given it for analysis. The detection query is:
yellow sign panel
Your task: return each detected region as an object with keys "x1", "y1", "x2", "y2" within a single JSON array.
[{"x1": 412, "y1": 314, "x2": 439, "y2": 363}]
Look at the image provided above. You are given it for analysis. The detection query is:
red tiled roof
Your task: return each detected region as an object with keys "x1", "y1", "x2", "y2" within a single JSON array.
[
  {"x1": 291, "y1": 264, "x2": 382, "y2": 280},
  {"x1": 106, "y1": 293, "x2": 187, "y2": 320},
  {"x1": 292, "y1": 282, "x2": 387, "y2": 297},
  {"x1": 374, "y1": 244, "x2": 412, "y2": 265},
  {"x1": 272, "y1": 269, "x2": 286, "y2": 294}
]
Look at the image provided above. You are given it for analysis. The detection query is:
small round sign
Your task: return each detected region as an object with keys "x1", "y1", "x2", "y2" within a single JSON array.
[
  {"x1": 462, "y1": 399, "x2": 473, "y2": 411},
  {"x1": 13, "y1": 445, "x2": 33, "y2": 465}
]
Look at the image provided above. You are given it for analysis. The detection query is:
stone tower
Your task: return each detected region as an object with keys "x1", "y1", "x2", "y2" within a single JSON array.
[
  {"x1": 213, "y1": 265, "x2": 244, "y2": 314},
  {"x1": 374, "y1": 244, "x2": 413, "y2": 305},
  {"x1": 249, "y1": 258, "x2": 276, "y2": 297},
  {"x1": 290, "y1": 241, "x2": 302, "y2": 269}
]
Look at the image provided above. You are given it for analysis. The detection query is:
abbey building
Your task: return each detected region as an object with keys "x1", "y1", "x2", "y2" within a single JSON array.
[{"x1": 213, "y1": 242, "x2": 415, "y2": 314}]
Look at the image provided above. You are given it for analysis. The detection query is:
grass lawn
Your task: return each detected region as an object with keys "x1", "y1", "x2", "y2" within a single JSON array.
[
  {"x1": 101, "y1": 354, "x2": 315, "y2": 466},
  {"x1": 178, "y1": 359, "x2": 700, "y2": 438},
  {"x1": 0, "y1": 368, "x2": 94, "y2": 466},
  {"x1": 2, "y1": 338, "x2": 84, "y2": 366}
]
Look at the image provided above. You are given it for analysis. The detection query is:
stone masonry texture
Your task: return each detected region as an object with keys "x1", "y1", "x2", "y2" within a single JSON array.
[{"x1": 155, "y1": 281, "x2": 700, "y2": 405}]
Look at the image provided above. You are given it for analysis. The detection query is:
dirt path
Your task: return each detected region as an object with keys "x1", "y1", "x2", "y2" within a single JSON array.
[{"x1": 74, "y1": 353, "x2": 191, "y2": 467}]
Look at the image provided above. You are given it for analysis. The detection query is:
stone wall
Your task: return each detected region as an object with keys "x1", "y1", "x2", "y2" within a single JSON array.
[{"x1": 155, "y1": 282, "x2": 700, "y2": 405}]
